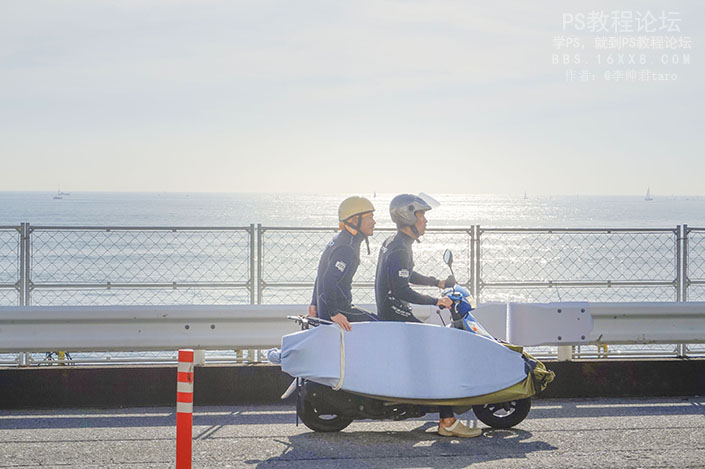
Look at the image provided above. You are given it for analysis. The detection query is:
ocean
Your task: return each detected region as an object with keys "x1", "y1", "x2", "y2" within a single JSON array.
[{"x1": 3, "y1": 191, "x2": 705, "y2": 228}]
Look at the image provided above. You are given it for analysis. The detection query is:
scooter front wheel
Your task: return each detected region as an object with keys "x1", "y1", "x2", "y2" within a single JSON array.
[
  {"x1": 472, "y1": 398, "x2": 531, "y2": 428},
  {"x1": 297, "y1": 399, "x2": 353, "y2": 432}
]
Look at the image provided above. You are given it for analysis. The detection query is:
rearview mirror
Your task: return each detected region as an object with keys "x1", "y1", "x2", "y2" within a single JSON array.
[{"x1": 443, "y1": 249, "x2": 453, "y2": 267}]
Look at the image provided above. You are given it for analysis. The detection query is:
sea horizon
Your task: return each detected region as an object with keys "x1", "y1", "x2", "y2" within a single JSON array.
[{"x1": 3, "y1": 191, "x2": 705, "y2": 228}]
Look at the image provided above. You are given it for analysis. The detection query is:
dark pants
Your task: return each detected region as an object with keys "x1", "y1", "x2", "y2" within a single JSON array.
[{"x1": 439, "y1": 406, "x2": 454, "y2": 419}]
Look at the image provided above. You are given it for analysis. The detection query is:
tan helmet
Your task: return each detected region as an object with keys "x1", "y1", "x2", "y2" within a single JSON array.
[{"x1": 338, "y1": 196, "x2": 375, "y2": 222}]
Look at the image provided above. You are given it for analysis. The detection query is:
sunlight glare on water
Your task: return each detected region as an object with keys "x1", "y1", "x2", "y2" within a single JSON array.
[{"x1": 3, "y1": 192, "x2": 705, "y2": 228}]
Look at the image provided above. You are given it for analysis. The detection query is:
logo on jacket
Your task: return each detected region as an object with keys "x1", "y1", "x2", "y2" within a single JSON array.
[
  {"x1": 398, "y1": 268, "x2": 409, "y2": 278},
  {"x1": 335, "y1": 261, "x2": 347, "y2": 272}
]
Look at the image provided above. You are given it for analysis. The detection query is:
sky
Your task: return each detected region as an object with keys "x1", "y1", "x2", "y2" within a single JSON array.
[{"x1": 1, "y1": 1, "x2": 703, "y2": 195}]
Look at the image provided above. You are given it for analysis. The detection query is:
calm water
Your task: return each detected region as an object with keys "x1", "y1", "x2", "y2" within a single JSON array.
[{"x1": 2, "y1": 191, "x2": 705, "y2": 228}]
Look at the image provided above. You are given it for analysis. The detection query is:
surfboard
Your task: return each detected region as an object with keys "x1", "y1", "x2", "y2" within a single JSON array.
[{"x1": 279, "y1": 322, "x2": 528, "y2": 400}]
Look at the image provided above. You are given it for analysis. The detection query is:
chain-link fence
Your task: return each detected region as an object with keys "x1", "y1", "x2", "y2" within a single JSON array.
[
  {"x1": 0, "y1": 226, "x2": 21, "y2": 307},
  {"x1": 683, "y1": 226, "x2": 705, "y2": 356},
  {"x1": 28, "y1": 226, "x2": 254, "y2": 306},
  {"x1": 478, "y1": 227, "x2": 680, "y2": 302},
  {"x1": 0, "y1": 226, "x2": 21, "y2": 365},
  {"x1": 685, "y1": 226, "x2": 705, "y2": 300},
  {"x1": 258, "y1": 226, "x2": 474, "y2": 306}
]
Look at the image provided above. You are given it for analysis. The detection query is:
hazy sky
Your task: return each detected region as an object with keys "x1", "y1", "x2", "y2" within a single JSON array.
[{"x1": 1, "y1": 1, "x2": 703, "y2": 195}]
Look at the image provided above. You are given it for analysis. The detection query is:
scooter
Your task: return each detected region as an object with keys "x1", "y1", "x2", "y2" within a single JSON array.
[{"x1": 278, "y1": 249, "x2": 543, "y2": 432}]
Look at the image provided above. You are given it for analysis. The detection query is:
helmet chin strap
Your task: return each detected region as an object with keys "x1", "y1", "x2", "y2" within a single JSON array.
[
  {"x1": 343, "y1": 215, "x2": 371, "y2": 254},
  {"x1": 410, "y1": 225, "x2": 422, "y2": 243}
]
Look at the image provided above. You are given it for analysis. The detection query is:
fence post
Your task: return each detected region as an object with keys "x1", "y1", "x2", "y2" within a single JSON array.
[
  {"x1": 20, "y1": 223, "x2": 31, "y2": 306},
  {"x1": 468, "y1": 227, "x2": 474, "y2": 298},
  {"x1": 257, "y1": 224, "x2": 264, "y2": 304},
  {"x1": 18, "y1": 223, "x2": 31, "y2": 366},
  {"x1": 474, "y1": 225, "x2": 481, "y2": 303},
  {"x1": 682, "y1": 224, "x2": 688, "y2": 302},
  {"x1": 557, "y1": 346, "x2": 574, "y2": 361},
  {"x1": 18, "y1": 223, "x2": 26, "y2": 307},
  {"x1": 249, "y1": 224, "x2": 256, "y2": 305},
  {"x1": 676, "y1": 225, "x2": 682, "y2": 302}
]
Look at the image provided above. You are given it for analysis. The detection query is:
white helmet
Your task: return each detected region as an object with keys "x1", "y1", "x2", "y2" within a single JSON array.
[{"x1": 389, "y1": 194, "x2": 433, "y2": 228}]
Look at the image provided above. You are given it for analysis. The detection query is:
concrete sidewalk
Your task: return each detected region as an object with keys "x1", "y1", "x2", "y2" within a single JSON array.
[{"x1": 1, "y1": 397, "x2": 704, "y2": 468}]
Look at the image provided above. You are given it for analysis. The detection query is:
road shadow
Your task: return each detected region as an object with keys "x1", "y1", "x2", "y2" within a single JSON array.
[
  {"x1": 247, "y1": 421, "x2": 557, "y2": 468},
  {"x1": 0, "y1": 407, "x2": 292, "y2": 430},
  {"x1": 2, "y1": 398, "x2": 703, "y2": 431}
]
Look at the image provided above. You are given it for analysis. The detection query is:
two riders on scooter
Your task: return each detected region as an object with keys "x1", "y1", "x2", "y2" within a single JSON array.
[{"x1": 310, "y1": 193, "x2": 481, "y2": 438}]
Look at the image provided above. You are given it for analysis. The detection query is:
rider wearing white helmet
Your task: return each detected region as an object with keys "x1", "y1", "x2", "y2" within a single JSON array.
[
  {"x1": 374, "y1": 193, "x2": 479, "y2": 438},
  {"x1": 310, "y1": 196, "x2": 378, "y2": 331},
  {"x1": 374, "y1": 194, "x2": 454, "y2": 322}
]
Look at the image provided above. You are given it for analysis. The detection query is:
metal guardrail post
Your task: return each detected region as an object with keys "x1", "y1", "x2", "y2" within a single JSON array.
[
  {"x1": 19, "y1": 222, "x2": 31, "y2": 366},
  {"x1": 257, "y1": 224, "x2": 263, "y2": 304},
  {"x1": 676, "y1": 225, "x2": 682, "y2": 302},
  {"x1": 19, "y1": 223, "x2": 27, "y2": 307},
  {"x1": 676, "y1": 343, "x2": 686, "y2": 358},
  {"x1": 469, "y1": 226, "x2": 475, "y2": 299},
  {"x1": 250, "y1": 224, "x2": 259, "y2": 361},
  {"x1": 474, "y1": 225, "x2": 481, "y2": 303},
  {"x1": 24, "y1": 223, "x2": 32, "y2": 307},
  {"x1": 682, "y1": 224, "x2": 689, "y2": 302},
  {"x1": 249, "y1": 224, "x2": 256, "y2": 305},
  {"x1": 557, "y1": 346, "x2": 574, "y2": 361}
]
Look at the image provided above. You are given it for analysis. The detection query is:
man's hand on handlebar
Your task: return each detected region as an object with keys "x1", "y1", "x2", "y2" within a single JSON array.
[
  {"x1": 308, "y1": 304, "x2": 317, "y2": 318},
  {"x1": 437, "y1": 275, "x2": 456, "y2": 289},
  {"x1": 331, "y1": 313, "x2": 352, "y2": 331},
  {"x1": 436, "y1": 297, "x2": 453, "y2": 309}
]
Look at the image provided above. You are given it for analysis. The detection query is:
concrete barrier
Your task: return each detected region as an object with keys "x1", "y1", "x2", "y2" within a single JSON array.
[{"x1": 1, "y1": 359, "x2": 703, "y2": 409}]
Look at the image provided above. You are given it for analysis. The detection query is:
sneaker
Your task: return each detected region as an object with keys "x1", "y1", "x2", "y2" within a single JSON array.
[{"x1": 438, "y1": 420, "x2": 482, "y2": 438}]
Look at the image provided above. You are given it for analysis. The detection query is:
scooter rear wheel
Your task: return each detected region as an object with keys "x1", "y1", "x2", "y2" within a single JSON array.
[
  {"x1": 472, "y1": 398, "x2": 531, "y2": 428},
  {"x1": 297, "y1": 399, "x2": 353, "y2": 432}
]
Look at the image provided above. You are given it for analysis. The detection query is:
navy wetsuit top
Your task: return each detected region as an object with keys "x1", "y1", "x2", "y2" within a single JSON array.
[
  {"x1": 311, "y1": 229, "x2": 363, "y2": 321},
  {"x1": 374, "y1": 231, "x2": 439, "y2": 322}
]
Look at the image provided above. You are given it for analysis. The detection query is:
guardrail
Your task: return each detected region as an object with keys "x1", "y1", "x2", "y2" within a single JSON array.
[
  {"x1": 0, "y1": 305, "x2": 302, "y2": 352},
  {"x1": 2, "y1": 303, "x2": 703, "y2": 363}
]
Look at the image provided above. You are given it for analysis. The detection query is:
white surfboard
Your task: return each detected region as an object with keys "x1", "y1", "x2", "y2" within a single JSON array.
[{"x1": 279, "y1": 322, "x2": 528, "y2": 400}]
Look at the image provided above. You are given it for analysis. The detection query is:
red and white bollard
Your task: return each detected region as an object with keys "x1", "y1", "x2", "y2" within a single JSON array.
[{"x1": 176, "y1": 349, "x2": 194, "y2": 469}]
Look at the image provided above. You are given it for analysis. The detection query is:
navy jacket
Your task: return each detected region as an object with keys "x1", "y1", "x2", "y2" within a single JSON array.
[
  {"x1": 374, "y1": 231, "x2": 439, "y2": 322},
  {"x1": 311, "y1": 229, "x2": 363, "y2": 320}
]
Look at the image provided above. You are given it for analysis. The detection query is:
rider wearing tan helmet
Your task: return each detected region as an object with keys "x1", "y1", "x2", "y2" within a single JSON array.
[{"x1": 309, "y1": 196, "x2": 378, "y2": 331}]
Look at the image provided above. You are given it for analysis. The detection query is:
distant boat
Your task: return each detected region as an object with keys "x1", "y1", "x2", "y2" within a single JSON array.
[
  {"x1": 53, "y1": 186, "x2": 62, "y2": 200},
  {"x1": 645, "y1": 188, "x2": 653, "y2": 201},
  {"x1": 523, "y1": 191, "x2": 528, "y2": 200}
]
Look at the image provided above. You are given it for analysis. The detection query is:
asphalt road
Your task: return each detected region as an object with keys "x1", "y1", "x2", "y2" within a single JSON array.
[{"x1": 1, "y1": 397, "x2": 704, "y2": 468}]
